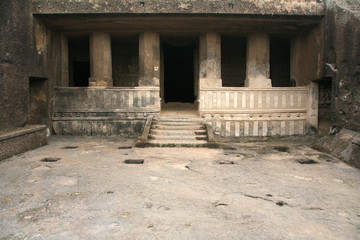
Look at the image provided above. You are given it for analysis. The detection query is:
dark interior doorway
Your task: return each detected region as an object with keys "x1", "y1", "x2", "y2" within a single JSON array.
[
  {"x1": 270, "y1": 37, "x2": 291, "y2": 87},
  {"x1": 68, "y1": 38, "x2": 90, "y2": 87},
  {"x1": 221, "y1": 35, "x2": 247, "y2": 87},
  {"x1": 163, "y1": 43, "x2": 195, "y2": 103}
]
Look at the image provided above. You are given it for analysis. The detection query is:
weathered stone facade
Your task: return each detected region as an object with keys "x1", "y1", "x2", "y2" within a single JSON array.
[{"x1": 0, "y1": 0, "x2": 359, "y2": 157}]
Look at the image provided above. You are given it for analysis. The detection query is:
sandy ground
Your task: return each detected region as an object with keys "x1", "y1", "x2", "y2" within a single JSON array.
[{"x1": 0, "y1": 136, "x2": 359, "y2": 240}]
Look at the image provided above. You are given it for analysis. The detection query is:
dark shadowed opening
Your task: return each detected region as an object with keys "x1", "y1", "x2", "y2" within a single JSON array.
[
  {"x1": 163, "y1": 43, "x2": 195, "y2": 103},
  {"x1": 221, "y1": 35, "x2": 247, "y2": 87},
  {"x1": 73, "y1": 62, "x2": 90, "y2": 86}
]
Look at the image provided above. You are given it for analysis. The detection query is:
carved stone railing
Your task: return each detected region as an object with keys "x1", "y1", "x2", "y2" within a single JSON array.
[
  {"x1": 52, "y1": 87, "x2": 160, "y2": 135},
  {"x1": 200, "y1": 87, "x2": 308, "y2": 112},
  {"x1": 199, "y1": 87, "x2": 314, "y2": 137},
  {"x1": 52, "y1": 86, "x2": 318, "y2": 137}
]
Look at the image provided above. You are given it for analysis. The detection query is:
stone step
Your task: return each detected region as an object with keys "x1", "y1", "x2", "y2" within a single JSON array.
[
  {"x1": 138, "y1": 114, "x2": 209, "y2": 148},
  {"x1": 149, "y1": 135, "x2": 207, "y2": 141},
  {"x1": 152, "y1": 124, "x2": 205, "y2": 130},
  {"x1": 156, "y1": 115, "x2": 201, "y2": 119},
  {"x1": 147, "y1": 139, "x2": 209, "y2": 147},
  {"x1": 152, "y1": 121, "x2": 204, "y2": 126},
  {"x1": 154, "y1": 118, "x2": 203, "y2": 123},
  {"x1": 150, "y1": 129, "x2": 207, "y2": 136}
]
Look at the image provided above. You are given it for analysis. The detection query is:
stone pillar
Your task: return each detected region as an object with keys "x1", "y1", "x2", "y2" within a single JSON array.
[
  {"x1": 245, "y1": 33, "x2": 272, "y2": 88},
  {"x1": 139, "y1": 32, "x2": 160, "y2": 86},
  {"x1": 199, "y1": 32, "x2": 222, "y2": 88},
  {"x1": 307, "y1": 81, "x2": 319, "y2": 132},
  {"x1": 60, "y1": 34, "x2": 69, "y2": 87},
  {"x1": 89, "y1": 32, "x2": 112, "y2": 87}
]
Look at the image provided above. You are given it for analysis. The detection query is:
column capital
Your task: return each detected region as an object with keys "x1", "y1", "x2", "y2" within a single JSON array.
[{"x1": 88, "y1": 77, "x2": 113, "y2": 87}]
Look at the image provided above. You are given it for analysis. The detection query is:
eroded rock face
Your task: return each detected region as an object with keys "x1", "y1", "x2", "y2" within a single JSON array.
[
  {"x1": 31, "y1": 0, "x2": 325, "y2": 16},
  {"x1": 0, "y1": 1, "x2": 32, "y2": 129},
  {"x1": 0, "y1": 0, "x2": 50, "y2": 130},
  {"x1": 323, "y1": 0, "x2": 360, "y2": 131}
]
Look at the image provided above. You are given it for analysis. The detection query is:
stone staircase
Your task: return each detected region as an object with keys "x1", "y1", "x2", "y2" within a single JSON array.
[{"x1": 139, "y1": 115, "x2": 210, "y2": 147}]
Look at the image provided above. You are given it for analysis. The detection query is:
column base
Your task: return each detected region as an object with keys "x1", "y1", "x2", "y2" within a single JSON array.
[
  {"x1": 139, "y1": 77, "x2": 160, "y2": 87},
  {"x1": 199, "y1": 78, "x2": 222, "y2": 88},
  {"x1": 245, "y1": 78, "x2": 272, "y2": 88},
  {"x1": 88, "y1": 77, "x2": 112, "y2": 87}
]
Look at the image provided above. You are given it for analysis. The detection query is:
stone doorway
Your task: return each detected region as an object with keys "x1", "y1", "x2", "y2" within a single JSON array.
[{"x1": 161, "y1": 36, "x2": 198, "y2": 105}]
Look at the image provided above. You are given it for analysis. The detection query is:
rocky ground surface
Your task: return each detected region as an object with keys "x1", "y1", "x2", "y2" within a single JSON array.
[{"x1": 0, "y1": 136, "x2": 360, "y2": 240}]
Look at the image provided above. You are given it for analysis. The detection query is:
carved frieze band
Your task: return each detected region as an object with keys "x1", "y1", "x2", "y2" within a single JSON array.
[
  {"x1": 53, "y1": 87, "x2": 160, "y2": 112},
  {"x1": 53, "y1": 111, "x2": 159, "y2": 121},
  {"x1": 209, "y1": 119, "x2": 306, "y2": 137},
  {"x1": 200, "y1": 88, "x2": 309, "y2": 136},
  {"x1": 201, "y1": 112, "x2": 306, "y2": 121}
]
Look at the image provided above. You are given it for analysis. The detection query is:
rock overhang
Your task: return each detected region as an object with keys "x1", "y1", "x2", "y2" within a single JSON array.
[{"x1": 32, "y1": 0, "x2": 325, "y2": 16}]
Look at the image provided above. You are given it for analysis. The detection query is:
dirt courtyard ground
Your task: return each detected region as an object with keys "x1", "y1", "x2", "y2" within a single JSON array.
[{"x1": 0, "y1": 136, "x2": 360, "y2": 240}]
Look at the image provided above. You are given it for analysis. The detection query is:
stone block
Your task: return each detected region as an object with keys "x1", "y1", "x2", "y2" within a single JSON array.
[
  {"x1": 312, "y1": 128, "x2": 360, "y2": 168},
  {"x1": 0, "y1": 125, "x2": 48, "y2": 161}
]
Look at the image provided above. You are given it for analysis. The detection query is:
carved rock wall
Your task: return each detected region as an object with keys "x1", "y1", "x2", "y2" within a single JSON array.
[
  {"x1": 0, "y1": 0, "x2": 33, "y2": 129},
  {"x1": 324, "y1": 0, "x2": 360, "y2": 131},
  {"x1": 0, "y1": 0, "x2": 62, "y2": 130},
  {"x1": 32, "y1": 0, "x2": 325, "y2": 16}
]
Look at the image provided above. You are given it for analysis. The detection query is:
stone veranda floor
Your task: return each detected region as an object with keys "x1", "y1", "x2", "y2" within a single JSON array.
[{"x1": 0, "y1": 136, "x2": 359, "y2": 240}]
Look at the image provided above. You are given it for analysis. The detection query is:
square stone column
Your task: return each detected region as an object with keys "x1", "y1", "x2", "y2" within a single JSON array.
[
  {"x1": 307, "y1": 81, "x2": 319, "y2": 132},
  {"x1": 199, "y1": 32, "x2": 222, "y2": 88},
  {"x1": 245, "y1": 33, "x2": 272, "y2": 88},
  {"x1": 60, "y1": 34, "x2": 69, "y2": 87},
  {"x1": 139, "y1": 32, "x2": 160, "y2": 86},
  {"x1": 89, "y1": 32, "x2": 112, "y2": 87}
]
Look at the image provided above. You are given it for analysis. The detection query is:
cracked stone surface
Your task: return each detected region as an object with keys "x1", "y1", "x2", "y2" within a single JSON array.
[{"x1": 0, "y1": 136, "x2": 360, "y2": 239}]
